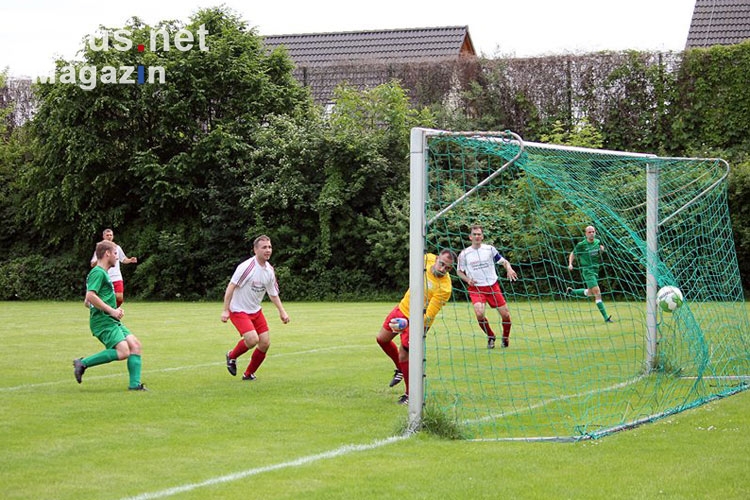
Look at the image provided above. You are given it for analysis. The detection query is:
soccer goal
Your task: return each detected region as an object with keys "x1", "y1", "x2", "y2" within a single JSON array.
[{"x1": 407, "y1": 127, "x2": 750, "y2": 440}]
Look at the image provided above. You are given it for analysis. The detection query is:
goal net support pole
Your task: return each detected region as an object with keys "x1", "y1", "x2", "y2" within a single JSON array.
[
  {"x1": 407, "y1": 127, "x2": 428, "y2": 431},
  {"x1": 646, "y1": 162, "x2": 659, "y2": 372}
]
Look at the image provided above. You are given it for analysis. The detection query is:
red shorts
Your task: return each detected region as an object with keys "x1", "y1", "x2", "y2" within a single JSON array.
[
  {"x1": 229, "y1": 310, "x2": 269, "y2": 336},
  {"x1": 112, "y1": 280, "x2": 124, "y2": 294},
  {"x1": 383, "y1": 305, "x2": 410, "y2": 350},
  {"x1": 468, "y1": 282, "x2": 506, "y2": 308}
]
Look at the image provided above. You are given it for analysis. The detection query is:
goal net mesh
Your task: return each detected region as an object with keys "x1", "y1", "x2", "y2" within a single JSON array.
[{"x1": 421, "y1": 131, "x2": 750, "y2": 440}]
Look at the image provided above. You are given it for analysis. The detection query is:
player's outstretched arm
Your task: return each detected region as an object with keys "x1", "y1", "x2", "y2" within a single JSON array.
[
  {"x1": 220, "y1": 282, "x2": 237, "y2": 323},
  {"x1": 269, "y1": 294, "x2": 290, "y2": 324},
  {"x1": 503, "y1": 260, "x2": 518, "y2": 281}
]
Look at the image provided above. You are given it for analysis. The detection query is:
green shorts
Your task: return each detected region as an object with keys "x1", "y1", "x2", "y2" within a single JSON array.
[
  {"x1": 582, "y1": 268, "x2": 600, "y2": 290},
  {"x1": 93, "y1": 323, "x2": 132, "y2": 349}
]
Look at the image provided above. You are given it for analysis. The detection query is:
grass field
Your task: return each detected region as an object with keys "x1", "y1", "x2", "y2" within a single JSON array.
[{"x1": 1, "y1": 301, "x2": 749, "y2": 499}]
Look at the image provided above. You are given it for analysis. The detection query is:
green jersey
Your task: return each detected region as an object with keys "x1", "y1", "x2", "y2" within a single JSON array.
[
  {"x1": 86, "y1": 265, "x2": 119, "y2": 332},
  {"x1": 573, "y1": 238, "x2": 603, "y2": 270}
]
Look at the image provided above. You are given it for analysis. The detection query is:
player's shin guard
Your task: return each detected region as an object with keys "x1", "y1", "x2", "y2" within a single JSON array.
[{"x1": 127, "y1": 354, "x2": 142, "y2": 388}]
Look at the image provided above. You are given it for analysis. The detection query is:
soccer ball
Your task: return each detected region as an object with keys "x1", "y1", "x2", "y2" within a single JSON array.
[
  {"x1": 657, "y1": 286, "x2": 684, "y2": 313},
  {"x1": 389, "y1": 317, "x2": 408, "y2": 331}
]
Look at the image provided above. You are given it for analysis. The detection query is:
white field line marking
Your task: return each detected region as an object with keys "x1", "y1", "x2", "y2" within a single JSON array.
[
  {"x1": 122, "y1": 435, "x2": 410, "y2": 500},
  {"x1": 0, "y1": 345, "x2": 371, "y2": 392}
]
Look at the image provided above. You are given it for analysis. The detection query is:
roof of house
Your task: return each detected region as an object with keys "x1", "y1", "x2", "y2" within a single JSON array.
[
  {"x1": 685, "y1": 0, "x2": 750, "y2": 49},
  {"x1": 263, "y1": 26, "x2": 475, "y2": 66}
]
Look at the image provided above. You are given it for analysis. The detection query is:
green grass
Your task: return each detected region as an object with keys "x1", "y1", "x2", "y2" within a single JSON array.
[
  {"x1": 426, "y1": 298, "x2": 750, "y2": 439},
  {"x1": 1, "y1": 301, "x2": 749, "y2": 499}
]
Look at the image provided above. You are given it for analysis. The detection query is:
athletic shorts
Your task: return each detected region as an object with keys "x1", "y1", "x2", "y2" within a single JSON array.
[
  {"x1": 94, "y1": 323, "x2": 132, "y2": 349},
  {"x1": 230, "y1": 310, "x2": 269, "y2": 336},
  {"x1": 467, "y1": 282, "x2": 506, "y2": 308},
  {"x1": 383, "y1": 305, "x2": 410, "y2": 350},
  {"x1": 112, "y1": 280, "x2": 124, "y2": 294},
  {"x1": 582, "y1": 269, "x2": 600, "y2": 290}
]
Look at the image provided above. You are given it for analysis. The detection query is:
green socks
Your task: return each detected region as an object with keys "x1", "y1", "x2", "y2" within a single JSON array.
[
  {"x1": 127, "y1": 354, "x2": 142, "y2": 388},
  {"x1": 596, "y1": 300, "x2": 609, "y2": 320},
  {"x1": 570, "y1": 289, "x2": 610, "y2": 321},
  {"x1": 82, "y1": 349, "x2": 119, "y2": 368},
  {"x1": 79, "y1": 350, "x2": 143, "y2": 388}
]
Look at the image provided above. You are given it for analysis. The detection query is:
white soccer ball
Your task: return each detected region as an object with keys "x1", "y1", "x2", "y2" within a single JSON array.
[{"x1": 657, "y1": 286, "x2": 684, "y2": 313}]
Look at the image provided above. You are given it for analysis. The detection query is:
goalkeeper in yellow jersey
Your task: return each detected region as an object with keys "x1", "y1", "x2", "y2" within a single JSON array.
[
  {"x1": 567, "y1": 225, "x2": 613, "y2": 323},
  {"x1": 375, "y1": 249, "x2": 455, "y2": 405}
]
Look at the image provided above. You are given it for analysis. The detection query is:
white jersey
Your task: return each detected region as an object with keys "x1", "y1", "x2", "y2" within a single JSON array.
[
  {"x1": 458, "y1": 244, "x2": 506, "y2": 286},
  {"x1": 91, "y1": 244, "x2": 127, "y2": 282},
  {"x1": 229, "y1": 256, "x2": 279, "y2": 314}
]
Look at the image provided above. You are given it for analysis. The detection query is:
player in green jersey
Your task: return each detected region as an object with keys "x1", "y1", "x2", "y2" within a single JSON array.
[
  {"x1": 73, "y1": 240, "x2": 146, "y2": 390},
  {"x1": 567, "y1": 226, "x2": 613, "y2": 323}
]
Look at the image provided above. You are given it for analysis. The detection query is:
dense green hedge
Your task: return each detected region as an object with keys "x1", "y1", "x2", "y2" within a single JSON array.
[
  {"x1": 0, "y1": 255, "x2": 85, "y2": 300},
  {"x1": 1, "y1": 11, "x2": 749, "y2": 300}
]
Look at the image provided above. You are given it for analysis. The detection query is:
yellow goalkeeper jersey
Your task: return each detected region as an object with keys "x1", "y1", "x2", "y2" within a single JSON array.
[{"x1": 398, "y1": 253, "x2": 453, "y2": 328}]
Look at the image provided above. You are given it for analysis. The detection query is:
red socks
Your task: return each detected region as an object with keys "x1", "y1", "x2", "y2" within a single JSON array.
[
  {"x1": 229, "y1": 339, "x2": 250, "y2": 360},
  {"x1": 502, "y1": 320, "x2": 511, "y2": 344},
  {"x1": 399, "y1": 360, "x2": 409, "y2": 395},
  {"x1": 377, "y1": 338, "x2": 400, "y2": 369},
  {"x1": 245, "y1": 349, "x2": 266, "y2": 377},
  {"x1": 478, "y1": 318, "x2": 495, "y2": 337}
]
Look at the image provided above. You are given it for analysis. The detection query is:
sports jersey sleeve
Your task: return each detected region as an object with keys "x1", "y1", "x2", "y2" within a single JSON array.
[
  {"x1": 116, "y1": 244, "x2": 128, "y2": 262},
  {"x1": 424, "y1": 275, "x2": 452, "y2": 328},
  {"x1": 86, "y1": 267, "x2": 105, "y2": 293},
  {"x1": 457, "y1": 249, "x2": 467, "y2": 272},
  {"x1": 230, "y1": 259, "x2": 250, "y2": 286},
  {"x1": 265, "y1": 266, "x2": 280, "y2": 297},
  {"x1": 491, "y1": 246, "x2": 506, "y2": 265}
]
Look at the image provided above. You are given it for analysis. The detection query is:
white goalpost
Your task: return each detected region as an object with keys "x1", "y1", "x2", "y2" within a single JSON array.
[{"x1": 407, "y1": 127, "x2": 749, "y2": 439}]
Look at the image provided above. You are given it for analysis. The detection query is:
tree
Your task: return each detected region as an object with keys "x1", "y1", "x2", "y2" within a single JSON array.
[
  {"x1": 17, "y1": 6, "x2": 312, "y2": 298},
  {"x1": 242, "y1": 81, "x2": 435, "y2": 298}
]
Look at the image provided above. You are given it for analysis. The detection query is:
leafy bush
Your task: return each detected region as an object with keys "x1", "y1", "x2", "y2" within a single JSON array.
[{"x1": 0, "y1": 255, "x2": 85, "y2": 300}]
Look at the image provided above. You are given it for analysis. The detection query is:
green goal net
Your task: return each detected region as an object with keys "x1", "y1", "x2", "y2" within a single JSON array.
[{"x1": 409, "y1": 128, "x2": 750, "y2": 440}]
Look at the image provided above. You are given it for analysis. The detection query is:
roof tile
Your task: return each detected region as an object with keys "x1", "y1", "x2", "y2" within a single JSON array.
[
  {"x1": 264, "y1": 26, "x2": 474, "y2": 66},
  {"x1": 686, "y1": 0, "x2": 750, "y2": 48}
]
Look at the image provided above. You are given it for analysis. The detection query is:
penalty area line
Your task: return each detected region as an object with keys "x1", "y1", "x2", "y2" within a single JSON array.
[{"x1": 121, "y1": 435, "x2": 410, "y2": 500}]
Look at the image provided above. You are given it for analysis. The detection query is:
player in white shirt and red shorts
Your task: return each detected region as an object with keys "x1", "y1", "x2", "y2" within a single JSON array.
[
  {"x1": 221, "y1": 235, "x2": 290, "y2": 380},
  {"x1": 90, "y1": 228, "x2": 138, "y2": 307},
  {"x1": 457, "y1": 224, "x2": 518, "y2": 349}
]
